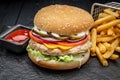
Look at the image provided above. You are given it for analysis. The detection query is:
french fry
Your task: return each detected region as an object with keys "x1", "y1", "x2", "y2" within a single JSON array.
[
  {"x1": 98, "y1": 13, "x2": 109, "y2": 18},
  {"x1": 118, "y1": 10, "x2": 120, "y2": 16},
  {"x1": 93, "y1": 15, "x2": 116, "y2": 27},
  {"x1": 110, "y1": 54, "x2": 119, "y2": 60},
  {"x1": 115, "y1": 47, "x2": 120, "y2": 53},
  {"x1": 97, "y1": 35, "x2": 102, "y2": 38},
  {"x1": 104, "y1": 8, "x2": 114, "y2": 11},
  {"x1": 103, "y1": 42, "x2": 111, "y2": 50},
  {"x1": 114, "y1": 27, "x2": 120, "y2": 34},
  {"x1": 96, "y1": 35, "x2": 118, "y2": 42},
  {"x1": 91, "y1": 28, "x2": 97, "y2": 53},
  {"x1": 107, "y1": 27, "x2": 115, "y2": 36},
  {"x1": 116, "y1": 24, "x2": 120, "y2": 28},
  {"x1": 90, "y1": 51, "x2": 96, "y2": 56},
  {"x1": 97, "y1": 19, "x2": 120, "y2": 32},
  {"x1": 100, "y1": 30, "x2": 106, "y2": 35},
  {"x1": 104, "y1": 8, "x2": 119, "y2": 17},
  {"x1": 98, "y1": 43, "x2": 106, "y2": 53},
  {"x1": 95, "y1": 46, "x2": 108, "y2": 66},
  {"x1": 103, "y1": 39, "x2": 119, "y2": 59}
]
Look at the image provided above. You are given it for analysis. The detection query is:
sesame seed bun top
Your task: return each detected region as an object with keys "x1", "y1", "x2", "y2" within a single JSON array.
[{"x1": 34, "y1": 4, "x2": 94, "y2": 35}]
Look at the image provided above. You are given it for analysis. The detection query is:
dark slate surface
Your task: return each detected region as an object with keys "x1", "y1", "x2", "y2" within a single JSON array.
[{"x1": 0, "y1": 0, "x2": 120, "y2": 80}]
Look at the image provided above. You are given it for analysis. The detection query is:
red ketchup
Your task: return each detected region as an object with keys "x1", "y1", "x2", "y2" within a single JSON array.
[{"x1": 5, "y1": 29, "x2": 29, "y2": 44}]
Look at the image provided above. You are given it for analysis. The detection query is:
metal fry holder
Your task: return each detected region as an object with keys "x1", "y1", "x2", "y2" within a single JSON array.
[{"x1": 91, "y1": 2, "x2": 120, "y2": 20}]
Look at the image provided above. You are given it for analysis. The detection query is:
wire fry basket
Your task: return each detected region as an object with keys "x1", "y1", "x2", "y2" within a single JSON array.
[{"x1": 91, "y1": 2, "x2": 120, "y2": 20}]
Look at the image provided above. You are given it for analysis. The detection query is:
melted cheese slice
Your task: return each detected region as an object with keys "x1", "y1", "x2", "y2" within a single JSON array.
[{"x1": 44, "y1": 43, "x2": 73, "y2": 50}]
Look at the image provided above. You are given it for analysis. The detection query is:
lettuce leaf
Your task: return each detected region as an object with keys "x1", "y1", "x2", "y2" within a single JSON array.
[{"x1": 27, "y1": 46, "x2": 87, "y2": 62}]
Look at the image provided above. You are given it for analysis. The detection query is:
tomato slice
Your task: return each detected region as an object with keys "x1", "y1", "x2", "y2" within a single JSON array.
[
  {"x1": 29, "y1": 31, "x2": 44, "y2": 43},
  {"x1": 57, "y1": 36, "x2": 88, "y2": 46}
]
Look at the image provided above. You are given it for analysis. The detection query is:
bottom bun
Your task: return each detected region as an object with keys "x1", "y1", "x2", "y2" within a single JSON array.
[{"x1": 28, "y1": 52, "x2": 90, "y2": 70}]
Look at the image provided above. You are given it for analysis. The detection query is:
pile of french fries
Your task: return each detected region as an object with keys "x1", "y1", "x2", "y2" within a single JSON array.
[{"x1": 90, "y1": 8, "x2": 120, "y2": 66}]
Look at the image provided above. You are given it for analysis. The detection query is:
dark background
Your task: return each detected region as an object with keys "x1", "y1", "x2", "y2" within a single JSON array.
[{"x1": 0, "y1": 0, "x2": 120, "y2": 80}]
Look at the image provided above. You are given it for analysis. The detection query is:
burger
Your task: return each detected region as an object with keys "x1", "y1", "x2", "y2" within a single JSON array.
[{"x1": 26, "y1": 4, "x2": 94, "y2": 70}]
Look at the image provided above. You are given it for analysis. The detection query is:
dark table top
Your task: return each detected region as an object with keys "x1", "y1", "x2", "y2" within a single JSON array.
[{"x1": 0, "y1": 0, "x2": 120, "y2": 80}]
